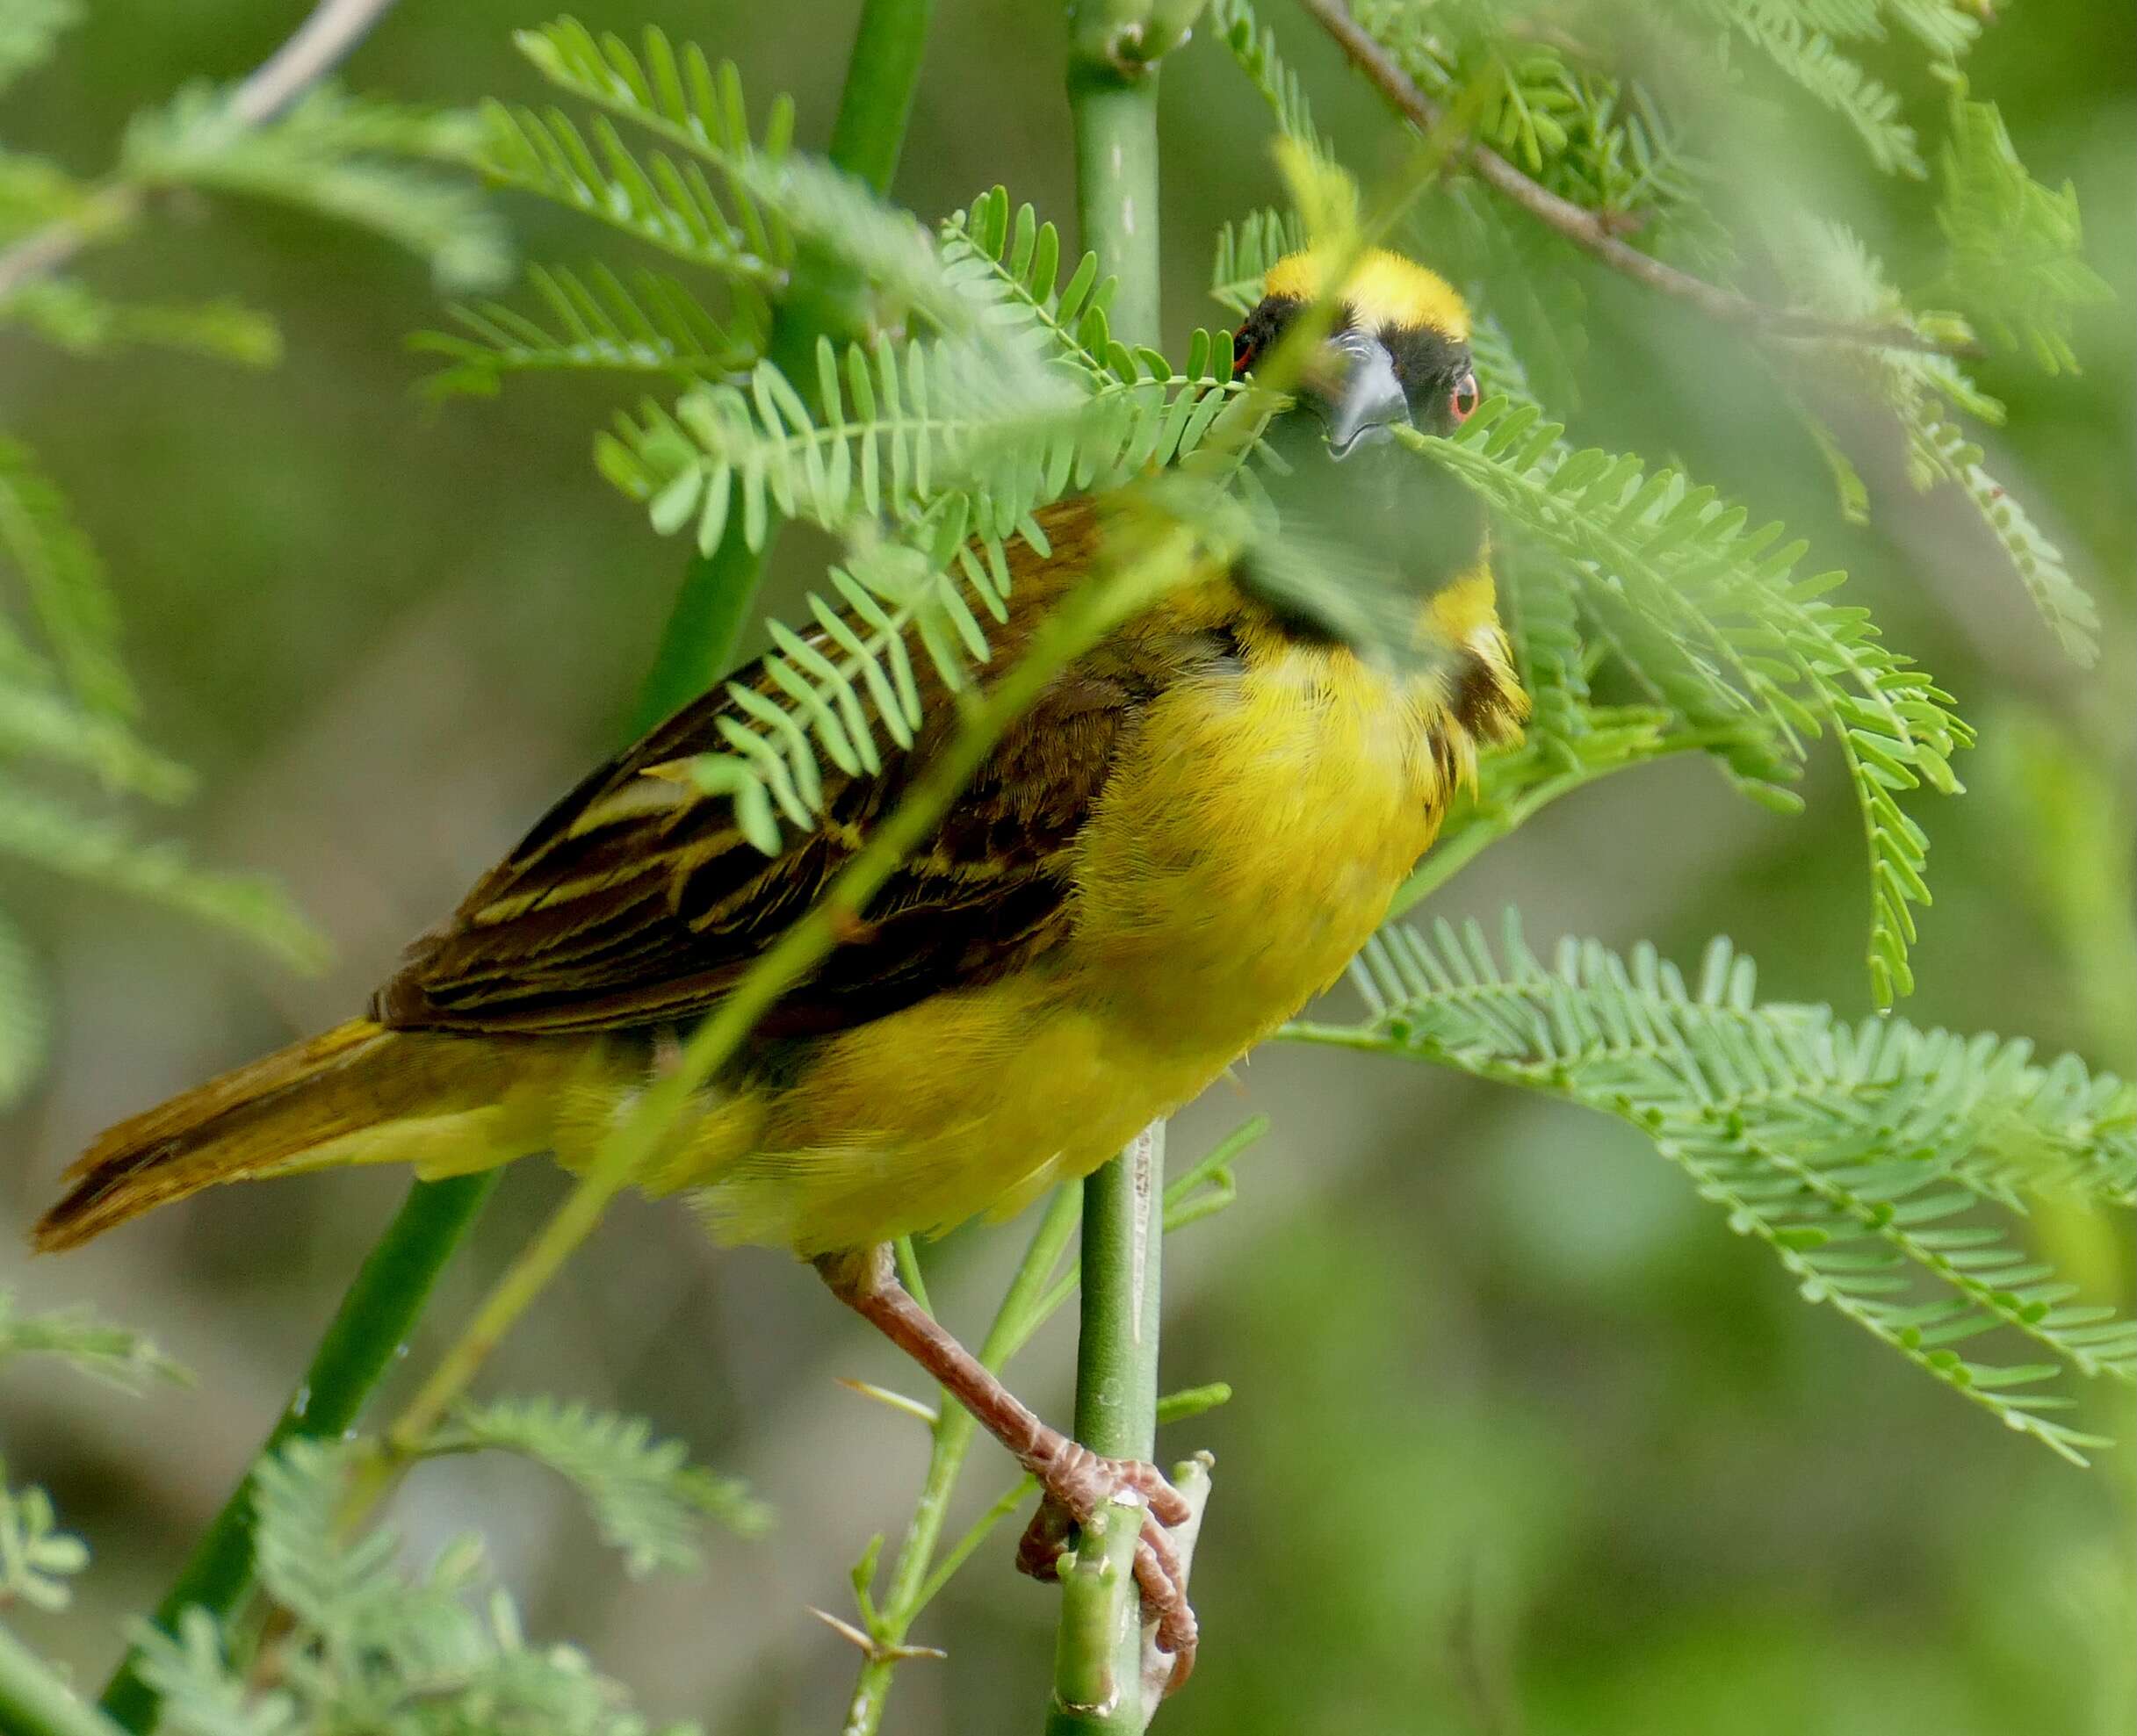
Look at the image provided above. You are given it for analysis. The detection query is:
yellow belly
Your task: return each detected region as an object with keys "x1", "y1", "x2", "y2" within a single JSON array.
[{"x1": 647, "y1": 636, "x2": 1460, "y2": 1257}]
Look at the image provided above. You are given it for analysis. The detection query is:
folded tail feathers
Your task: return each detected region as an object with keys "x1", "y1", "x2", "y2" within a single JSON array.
[{"x1": 31, "y1": 1019, "x2": 525, "y2": 1253}]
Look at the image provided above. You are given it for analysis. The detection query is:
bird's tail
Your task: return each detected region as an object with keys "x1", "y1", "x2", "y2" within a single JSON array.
[{"x1": 32, "y1": 1019, "x2": 557, "y2": 1253}]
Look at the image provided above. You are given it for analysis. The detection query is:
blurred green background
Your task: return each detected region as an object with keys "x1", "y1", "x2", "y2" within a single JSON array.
[{"x1": 3, "y1": 3, "x2": 2131, "y2": 1732}]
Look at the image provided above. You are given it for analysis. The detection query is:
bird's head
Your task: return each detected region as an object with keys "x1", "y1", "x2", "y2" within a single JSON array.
[
  {"x1": 1226, "y1": 247, "x2": 1497, "y2": 659},
  {"x1": 1232, "y1": 247, "x2": 1480, "y2": 458}
]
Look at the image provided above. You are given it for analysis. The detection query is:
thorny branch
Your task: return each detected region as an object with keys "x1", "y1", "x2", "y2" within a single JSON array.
[{"x1": 1293, "y1": 0, "x2": 1979, "y2": 357}]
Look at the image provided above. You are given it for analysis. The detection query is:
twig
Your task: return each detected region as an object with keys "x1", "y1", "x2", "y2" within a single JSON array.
[
  {"x1": 0, "y1": 1621, "x2": 129, "y2": 1736},
  {"x1": 0, "y1": 0, "x2": 401, "y2": 299},
  {"x1": 841, "y1": 1190, "x2": 1080, "y2": 1736},
  {"x1": 1047, "y1": 13, "x2": 1178, "y2": 1722},
  {"x1": 1046, "y1": 1126, "x2": 1168, "y2": 1733},
  {"x1": 1291, "y1": 0, "x2": 1974, "y2": 357},
  {"x1": 227, "y1": 0, "x2": 401, "y2": 127}
]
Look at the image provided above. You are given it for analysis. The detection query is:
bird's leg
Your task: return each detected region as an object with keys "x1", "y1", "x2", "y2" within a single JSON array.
[{"x1": 816, "y1": 1244, "x2": 1200, "y2": 1688}]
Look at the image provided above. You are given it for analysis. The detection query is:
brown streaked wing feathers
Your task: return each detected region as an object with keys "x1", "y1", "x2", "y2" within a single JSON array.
[{"x1": 372, "y1": 500, "x2": 1135, "y2": 1039}]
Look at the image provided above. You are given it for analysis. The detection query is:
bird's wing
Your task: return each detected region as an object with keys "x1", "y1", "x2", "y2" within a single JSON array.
[{"x1": 372, "y1": 500, "x2": 1173, "y2": 1038}]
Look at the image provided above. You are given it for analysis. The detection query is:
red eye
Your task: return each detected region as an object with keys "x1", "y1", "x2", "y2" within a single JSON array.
[
  {"x1": 1231, "y1": 329, "x2": 1258, "y2": 378},
  {"x1": 1448, "y1": 370, "x2": 1479, "y2": 424}
]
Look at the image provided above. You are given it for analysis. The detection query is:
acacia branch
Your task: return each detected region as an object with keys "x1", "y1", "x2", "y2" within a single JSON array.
[
  {"x1": 0, "y1": 0, "x2": 401, "y2": 299},
  {"x1": 1293, "y1": 0, "x2": 1975, "y2": 357}
]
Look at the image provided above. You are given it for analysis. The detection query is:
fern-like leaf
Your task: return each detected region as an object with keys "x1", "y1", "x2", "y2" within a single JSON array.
[
  {"x1": 0, "y1": 434, "x2": 134, "y2": 719},
  {"x1": 1210, "y1": 206, "x2": 1307, "y2": 317},
  {"x1": 1914, "y1": 415, "x2": 2098, "y2": 666},
  {"x1": 940, "y1": 187, "x2": 1123, "y2": 383},
  {"x1": 432, "y1": 1397, "x2": 769, "y2": 1575},
  {"x1": 1208, "y1": 0, "x2": 1339, "y2": 166},
  {"x1": 0, "y1": 1289, "x2": 186, "y2": 1389},
  {"x1": 418, "y1": 262, "x2": 758, "y2": 398},
  {"x1": 1407, "y1": 400, "x2": 1968, "y2": 1003},
  {"x1": 123, "y1": 85, "x2": 509, "y2": 290},
  {"x1": 0, "y1": 1473, "x2": 90, "y2": 1611},
  {"x1": 1931, "y1": 97, "x2": 2112, "y2": 374},
  {"x1": 1288, "y1": 913, "x2": 2136, "y2": 1463},
  {"x1": 0, "y1": 771, "x2": 326, "y2": 969},
  {"x1": 0, "y1": 277, "x2": 280, "y2": 363},
  {"x1": 1694, "y1": 0, "x2": 1924, "y2": 176}
]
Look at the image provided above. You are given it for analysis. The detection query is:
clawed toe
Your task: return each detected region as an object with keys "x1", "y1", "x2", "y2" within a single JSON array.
[
  {"x1": 1135, "y1": 1511, "x2": 1198, "y2": 1691},
  {"x1": 1016, "y1": 1447, "x2": 1200, "y2": 1692}
]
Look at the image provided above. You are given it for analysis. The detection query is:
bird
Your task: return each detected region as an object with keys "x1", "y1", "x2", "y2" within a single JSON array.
[{"x1": 33, "y1": 245, "x2": 1525, "y2": 1688}]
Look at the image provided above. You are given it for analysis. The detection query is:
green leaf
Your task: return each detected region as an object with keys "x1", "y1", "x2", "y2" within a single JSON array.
[
  {"x1": 123, "y1": 84, "x2": 509, "y2": 290},
  {"x1": 0, "y1": 908, "x2": 46, "y2": 1111},
  {"x1": 0, "y1": 1473, "x2": 90, "y2": 1611},
  {"x1": 1931, "y1": 97, "x2": 2113, "y2": 374},
  {"x1": 1407, "y1": 401, "x2": 1969, "y2": 1005},
  {"x1": 0, "y1": 677, "x2": 194, "y2": 797},
  {"x1": 0, "y1": 1289, "x2": 188, "y2": 1389},
  {"x1": 0, "y1": 770, "x2": 328, "y2": 970},
  {"x1": 1289, "y1": 913, "x2": 2137, "y2": 1463},
  {"x1": 0, "y1": 434, "x2": 134, "y2": 719},
  {"x1": 127, "y1": 1610, "x2": 295, "y2": 1736},
  {"x1": 1694, "y1": 0, "x2": 1924, "y2": 176},
  {"x1": 417, "y1": 261, "x2": 759, "y2": 398},
  {"x1": 430, "y1": 1397, "x2": 770, "y2": 1575},
  {"x1": 0, "y1": 0, "x2": 80, "y2": 95},
  {"x1": 0, "y1": 277, "x2": 280, "y2": 364}
]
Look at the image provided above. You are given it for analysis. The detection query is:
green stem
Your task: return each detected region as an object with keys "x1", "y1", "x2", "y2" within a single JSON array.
[
  {"x1": 1049, "y1": 12, "x2": 1173, "y2": 1724},
  {"x1": 632, "y1": 0, "x2": 936, "y2": 737},
  {"x1": 842, "y1": 1188, "x2": 1081, "y2": 1736},
  {"x1": 827, "y1": 0, "x2": 937, "y2": 197},
  {"x1": 1047, "y1": 1126, "x2": 1166, "y2": 1734},
  {"x1": 1066, "y1": 40, "x2": 1163, "y2": 353},
  {"x1": 94, "y1": 1173, "x2": 498, "y2": 1728},
  {"x1": 1, "y1": 1621, "x2": 129, "y2": 1736}
]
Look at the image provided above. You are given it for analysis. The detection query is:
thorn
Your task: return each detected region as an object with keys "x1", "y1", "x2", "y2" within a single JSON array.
[
  {"x1": 835, "y1": 1378, "x2": 939, "y2": 1428},
  {"x1": 808, "y1": 1607, "x2": 948, "y2": 1665}
]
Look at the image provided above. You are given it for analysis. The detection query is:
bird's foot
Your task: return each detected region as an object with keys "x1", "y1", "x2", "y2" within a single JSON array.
[{"x1": 1014, "y1": 1443, "x2": 1198, "y2": 1694}]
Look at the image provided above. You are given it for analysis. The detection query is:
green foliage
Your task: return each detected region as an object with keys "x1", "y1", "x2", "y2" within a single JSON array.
[
  {"x1": 0, "y1": 1290, "x2": 188, "y2": 1390},
  {"x1": 416, "y1": 263, "x2": 754, "y2": 397},
  {"x1": 569, "y1": 166, "x2": 1247, "y2": 850},
  {"x1": 1930, "y1": 94, "x2": 2113, "y2": 374},
  {"x1": 132, "y1": 1440, "x2": 700, "y2": 1736},
  {"x1": 425, "y1": 1397, "x2": 769, "y2": 1575},
  {"x1": 0, "y1": 16, "x2": 529, "y2": 1127},
  {"x1": 1208, "y1": 0, "x2": 1338, "y2": 168},
  {"x1": 120, "y1": 86, "x2": 507, "y2": 291},
  {"x1": 1288, "y1": 915, "x2": 2136, "y2": 1463},
  {"x1": 0, "y1": 1292, "x2": 180, "y2": 1614},
  {"x1": 0, "y1": 0, "x2": 76, "y2": 96},
  {"x1": 0, "y1": 433, "x2": 134, "y2": 721},
  {"x1": 0, "y1": 1473, "x2": 88, "y2": 1612},
  {"x1": 939, "y1": 188, "x2": 1127, "y2": 385},
  {"x1": 1689, "y1": 0, "x2": 1924, "y2": 176},
  {"x1": 0, "y1": 277, "x2": 281, "y2": 363},
  {"x1": 1410, "y1": 396, "x2": 1969, "y2": 1004}
]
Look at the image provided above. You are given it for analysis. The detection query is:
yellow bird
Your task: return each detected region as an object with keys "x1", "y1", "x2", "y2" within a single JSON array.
[{"x1": 35, "y1": 247, "x2": 1524, "y2": 1682}]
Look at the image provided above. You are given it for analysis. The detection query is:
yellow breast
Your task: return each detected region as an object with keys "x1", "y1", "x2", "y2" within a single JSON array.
[{"x1": 1065, "y1": 629, "x2": 1456, "y2": 1055}]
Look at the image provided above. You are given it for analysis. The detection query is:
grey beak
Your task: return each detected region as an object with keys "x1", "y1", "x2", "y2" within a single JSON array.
[{"x1": 1317, "y1": 328, "x2": 1411, "y2": 458}]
